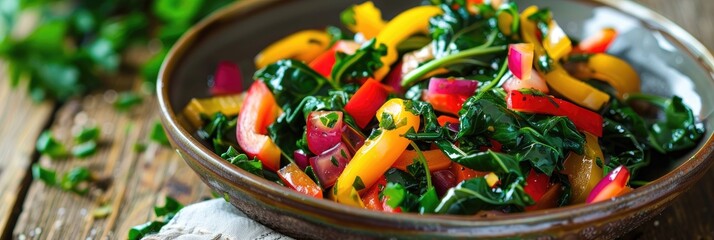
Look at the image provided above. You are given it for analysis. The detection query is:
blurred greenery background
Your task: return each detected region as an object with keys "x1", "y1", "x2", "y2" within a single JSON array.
[{"x1": 0, "y1": 0, "x2": 236, "y2": 101}]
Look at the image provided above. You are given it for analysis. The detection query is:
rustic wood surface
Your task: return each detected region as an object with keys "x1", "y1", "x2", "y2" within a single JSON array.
[{"x1": 0, "y1": 0, "x2": 713, "y2": 239}]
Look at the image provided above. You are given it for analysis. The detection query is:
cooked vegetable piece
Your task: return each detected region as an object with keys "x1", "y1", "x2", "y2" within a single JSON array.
[
  {"x1": 236, "y1": 81, "x2": 282, "y2": 171},
  {"x1": 508, "y1": 43, "x2": 534, "y2": 80},
  {"x1": 309, "y1": 41, "x2": 360, "y2": 78},
  {"x1": 565, "y1": 54, "x2": 640, "y2": 99},
  {"x1": 344, "y1": 78, "x2": 389, "y2": 128},
  {"x1": 422, "y1": 91, "x2": 468, "y2": 115},
  {"x1": 341, "y1": 1, "x2": 386, "y2": 39},
  {"x1": 335, "y1": 99, "x2": 420, "y2": 207},
  {"x1": 254, "y1": 30, "x2": 331, "y2": 69},
  {"x1": 578, "y1": 28, "x2": 617, "y2": 53},
  {"x1": 373, "y1": 5, "x2": 443, "y2": 80},
  {"x1": 542, "y1": 20, "x2": 572, "y2": 60},
  {"x1": 392, "y1": 149, "x2": 451, "y2": 172},
  {"x1": 278, "y1": 163, "x2": 323, "y2": 198},
  {"x1": 309, "y1": 143, "x2": 352, "y2": 188},
  {"x1": 501, "y1": 71, "x2": 549, "y2": 94},
  {"x1": 306, "y1": 111, "x2": 343, "y2": 155},
  {"x1": 561, "y1": 132, "x2": 604, "y2": 203},
  {"x1": 211, "y1": 61, "x2": 243, "y2": 95},
  {"x1": 523, "y1": 169, "x2": 550, "y2": 202},
  {"x1": 182, "y1": 93, "x2": 245, "y2": 128},
  {"x1": 587, "y1": 165, "x2": 630, "y2": 203},
  {"x1": 507, "y1": 90, "x2": 603, "y2": 137},
  {"x1": 427, "y1": 78, "x2": 479, "y2": 96}
]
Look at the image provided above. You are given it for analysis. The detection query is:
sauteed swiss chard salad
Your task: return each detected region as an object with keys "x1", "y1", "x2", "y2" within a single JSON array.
[{"x1": 181, "y1": 0, "x2": 704, "y2": 214}]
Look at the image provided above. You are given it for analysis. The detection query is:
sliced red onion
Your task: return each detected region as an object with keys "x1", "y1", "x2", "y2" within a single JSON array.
[
  {"x1": 384, "y1": 61, "x2": 404, "y2": 94},
  {"x1": 586, "y1": 165, "x2": 630, "y2": 204},
  {"x1": 293, "y1": 149, "x2": 310, "y2": 170},
  {"x1": 210, "y1": 61, "x2": 243, "y2": 95},
  {"x1": 508, "y1": 43, "x2": 534, "y2": 81},
  {"x1": 306, "y1": 111, "x2": 343, "y2": 155},
  {"x1": 427, "y1": 77, "x2": 479, "y2": 96},
  {"x1": 341, "y1": 124, "x2": 366, "y2": 155},
  {"x1": 431, "y1": 170, "x2": 457, "y2": 197},
  {"x1": 309, "y1": 143, "x2": 352, "y2": 188}
]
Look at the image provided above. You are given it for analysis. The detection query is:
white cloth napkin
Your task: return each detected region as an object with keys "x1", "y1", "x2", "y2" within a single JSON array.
[{"x1": 143, "y1": 199, "x2": 292, "y2": 240}]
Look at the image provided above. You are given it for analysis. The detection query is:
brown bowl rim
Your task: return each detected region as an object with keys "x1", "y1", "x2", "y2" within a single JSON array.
[{"x1": 157, "y1": 0, "x2": 714, "y2": 233}]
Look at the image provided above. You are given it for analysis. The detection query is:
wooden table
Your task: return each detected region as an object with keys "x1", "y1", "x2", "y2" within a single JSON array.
[{"x1": 1, "y1": 0, "x2": 713, "y2": 239}]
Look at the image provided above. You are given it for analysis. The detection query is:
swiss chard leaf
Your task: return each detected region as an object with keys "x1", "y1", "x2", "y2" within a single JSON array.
[
  {"x1": 331, "y1": 38, "x2": 386, "y2": 83},
  {"x1": 256, "y1": 59, "x2": 331, "y2": 106},
  {"x1": 220, "y1": 146, "x2": 264, "y2": 177},
  {"x1": 435, "y1": 177, "x2": 532, "y2": 215},
  {"x1": 600, "y1": 118, "x2": 648, "y2": 176},
  {"x1": 429, "y1": 3, "x2": 495, "y2": 58},
  {"x1": 645, "y1": 96, "x2": 704, "y2": 152}
]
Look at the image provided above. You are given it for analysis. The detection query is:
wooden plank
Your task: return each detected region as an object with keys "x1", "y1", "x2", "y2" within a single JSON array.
[
  {"x1": 627, "y1": 0, "x2": 714, "y2": 238},
  {"x1": 0, "y1": 63, "x2": 54, "y2": 237},
  {"x1": 11, "y1": 91, "x2": 211, "y2": 240}
]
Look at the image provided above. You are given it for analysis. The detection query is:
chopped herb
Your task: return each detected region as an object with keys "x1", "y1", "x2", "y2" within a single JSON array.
[
  {"x1": 149, "y1": 121, "x2": 171, "y2": 146},
  {"x1": 330, "y1": 156, "x2": 339, "y2": 166},
  {"x1": 36, "y1": 130, "x2": 68, "y2": 159},
  {"x1": 61, "y1": 166, "x2": 92, "y2": 195},
  {"x1": 379, "y1": 112, "x2": 396, "y2": 130},
  {"x1": 92, "y1": 203, "x2": 113, "y2": 218},
  {"x1": 114, "y1": 92, "x2": 143, "y2": 111},
  {"x1": 128, "y1": 197, "x2": 184, "y2": 240},
  {"x1": 353, "y1": 176, "x2": 366, "y2": 191},
  {"x1": 220, "y1": 146, "x2": 263, "y2": 177},
  {"x1": 133, "y1": 143, "x2": 147, "y2": 153},
  {"x1": 74, "y1": 126, "x2": 100, "y2": 143},
  {"x1": 340, "y1": 149, "x2": 347, "y2": 159},
  {"x1": 367, "y1": 128, "x2": 382, "y2": 141},
  {"x1": 319, "y1": 112, "x2": 340, "y2": 128},
  {"x1": 304, "y1": 166, "x2": 322, "y2": 188},
  {"x1": 72, "y1": 141, "x2": 98, "y2": 158},
  {"x1": 32, "y1": 163, "x2": 58, "y2": 186}
]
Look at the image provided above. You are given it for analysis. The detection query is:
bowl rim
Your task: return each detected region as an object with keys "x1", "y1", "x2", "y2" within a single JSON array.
[{"x1": 157, "y1": 0, "x2": 714, "y2": 233}]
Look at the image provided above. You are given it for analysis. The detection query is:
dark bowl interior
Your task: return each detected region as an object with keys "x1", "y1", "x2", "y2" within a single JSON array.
[{"x1": 158, "y1": 0, "x2": 714, "y2": 238}]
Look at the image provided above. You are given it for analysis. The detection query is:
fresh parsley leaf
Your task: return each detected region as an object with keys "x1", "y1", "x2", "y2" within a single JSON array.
[
  {"x1": 32, "y1": 163, "x2": 57, "y2": 186},
  {"x1": 36, "y1": 130, "x2": 68, "y2": 159},
  {"x1": 353, "y1": 176, "x2": 366, "y2": 191},
  {"x1": 71, "y1": 141, "x2": 98, "y2": 158},
  {"x1": 149, "y1": 121, "x2": 171, "y2": 147},
  {"x1": 74, "y1": 126, "x2": 100, "y2": 143},
  {"x1": 114, "y1": 92, "x2": 143, "y2": 111}
]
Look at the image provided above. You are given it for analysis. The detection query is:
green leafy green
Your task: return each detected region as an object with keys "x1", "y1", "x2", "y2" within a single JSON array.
[
  {"x1": 220, "y1": 146, "x2": 264, "y2": 177},
  {"x1": 60, "y1": 166, "x2": 92, "y2": 194},
  {"x1": 435, "y1": 177, "x2": 532, "y2": 214},
  {"x1": 256, "y1": 59, "x2": 333, "y2": 106},
  {"x1": 71, "y1": 141, "x2": 97, "y2": 158},
  {"x1": 114, "y1": 92, "x2": 143, "y2": 111},
  {"x1": 36, "y1": 130, "x2": 68, "y2": 159},
  {"x1": 32, "y1": 163, "x2": 58, "y2": 186},
  {"x1": 331, "y1": 38, "x2": 386, "y2": 83},
  {"x1": 150, "y1": 121, "x2": 171, "y2": 147},
  {"x1": 128, "y1": 196, "x2": 184, "y2": 240},
  {"x1": 74, "y1": 126, "x2": 100, "y2": 143},
  {"x1": 197, "y1": 112, "x2": 237, "y2": 154},
  {"x1": 629, "y1": 94, "x2": 705, "y2": 152},
  {"x1": 429, "y1": 3, "x2": 495, "y2": 58}
]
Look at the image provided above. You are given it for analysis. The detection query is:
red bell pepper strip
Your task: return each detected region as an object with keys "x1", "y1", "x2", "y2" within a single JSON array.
[
  {"x1": 236, "y1": 81, "x2": 282, "y2": 171},
  {"x1": 437, "y1": 115, "x2": 459, "y2": 127},
  {"x1": 450, "y1": 163, "x2": 488, "y2": 184},
  {"x1": 361, "y1": 177, "x2": 400, "y2": 212},
  {"x1": 578, "y1": 28, "x2": 617, "y2": 54},
  {"x1": 523, "y1": 168, "x2": 550, "y2": 203},
  {"x1": 309, "y1": 41, "x2": 360, "y2": 78},
  {"x1": 507, "y1": 90, "x2": 603, "y2": 137},
  {"x1": 422, "y1": 91, "x2": 468, "y2": 116},
  {"x1": 277, "y1": 163, "x2": 323, "y2": 199},
  {"x1": 344, "y1": 78, "x2": 389, "y2": 128}
]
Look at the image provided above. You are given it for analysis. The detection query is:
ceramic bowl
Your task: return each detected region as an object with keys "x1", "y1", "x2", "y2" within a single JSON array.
[{"x1": 157, "y1": 0, "x2": 714, "y2": 238}]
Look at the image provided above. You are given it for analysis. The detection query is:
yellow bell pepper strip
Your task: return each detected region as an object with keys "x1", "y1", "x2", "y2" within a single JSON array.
[
  {"x1": 182, "y1": 93, "x2": 245, "y2": 128},
  {"x1": 373, "y1": 6, "x2": 443, "y2": 81},
  {"x1": 542, "y1": 20, "x2": 572, "y2": 61},
  {"x1": 562, "y1": 132, "x2": 604, "y2": 204},
  {"x1": 342, "y1": 1, "x2": 385, "y2": 40},
  {"x1": 254, "y1": 30, "x2": 331, "y2": 69},
  {"x1": 586, "y1": 54, "x2": 640, "y2": 98},
  {"x1": 334, "y1": 99, "x2": 421, "y2": 207},
  {"x1": 543, "y1": 67, "x2": 611, "y2": 111},
  {"x1": 520, "y1": 6, "x2": 610, "y2": 111}
]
